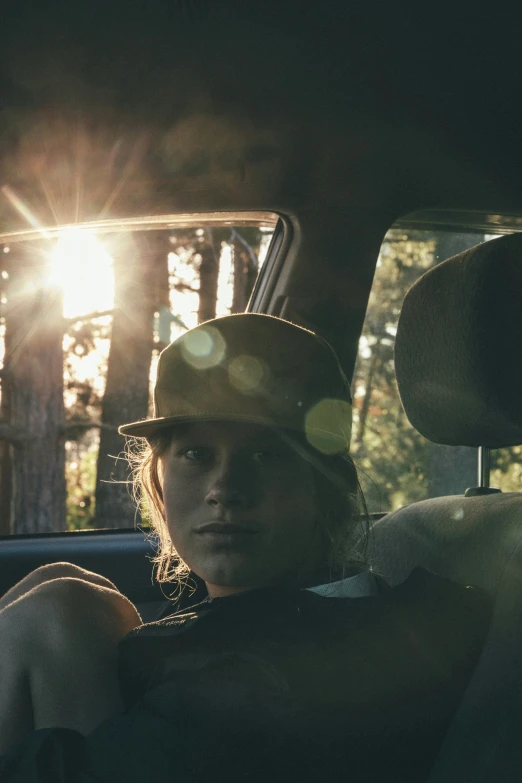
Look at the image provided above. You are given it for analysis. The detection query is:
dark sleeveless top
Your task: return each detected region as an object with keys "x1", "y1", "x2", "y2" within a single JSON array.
[{"x1": 0, "y1": 569, "x2": 490, "y2": 783}]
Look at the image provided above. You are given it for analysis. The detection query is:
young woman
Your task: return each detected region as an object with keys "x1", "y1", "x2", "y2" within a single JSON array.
[{"x1": 0, "y1": 314, "x2": 490, "y2": 782}]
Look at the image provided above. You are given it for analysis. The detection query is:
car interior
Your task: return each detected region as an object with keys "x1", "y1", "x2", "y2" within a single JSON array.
[{"x1": 1, "y1": 2, "x2": 522, "y2": 779}]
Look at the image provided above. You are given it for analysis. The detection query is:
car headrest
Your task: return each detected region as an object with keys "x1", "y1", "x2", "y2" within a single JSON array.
[{"x1": 395, "y1": 232, "x2": 522, "y2": 448}]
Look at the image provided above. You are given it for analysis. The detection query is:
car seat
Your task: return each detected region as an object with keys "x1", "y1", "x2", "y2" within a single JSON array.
[{"x1": 366, "y1": 232, "x2": 522, "y2": 782}]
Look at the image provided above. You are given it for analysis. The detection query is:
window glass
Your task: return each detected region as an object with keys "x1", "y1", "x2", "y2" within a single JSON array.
[
  {"x1": 352, "y1": 227, "x2": 519, "y2": 513},
  {"x1": 0, "y1": 216, "x2": 276, "y2": 535}
]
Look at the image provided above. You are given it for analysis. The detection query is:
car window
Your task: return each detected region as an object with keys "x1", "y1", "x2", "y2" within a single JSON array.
[
  {"x1": 352, "y1": 225, "x2": 519, "y2": 513},
  {"x1": 0, "y1": 215, "x2": 277, "y2": 535}
]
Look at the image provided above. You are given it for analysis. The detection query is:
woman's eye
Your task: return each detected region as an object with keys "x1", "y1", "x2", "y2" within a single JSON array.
[{"x1": 180, "y1": 447, "x2": 210, "y2": 462}]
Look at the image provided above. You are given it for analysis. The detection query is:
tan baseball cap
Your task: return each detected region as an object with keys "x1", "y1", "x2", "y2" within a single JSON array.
[{"x1": 119, "y1": 313, "x2": 352, "y2": 454}]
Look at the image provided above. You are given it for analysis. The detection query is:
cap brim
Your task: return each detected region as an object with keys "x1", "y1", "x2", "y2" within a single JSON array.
[
  {"x1": 118, "y1": 412, "x2": 302, "y2": 439},
  {"x1": 118, "y1": 413, "x2": 350, "y2": 454}
]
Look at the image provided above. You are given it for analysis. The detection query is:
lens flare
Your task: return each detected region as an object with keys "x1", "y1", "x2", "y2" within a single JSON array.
[
  {"x1": 305, "y1": 398, "x2": 352, "y2": 454},
  {"x1": 228, "y1": 354, "x2": 267, "y2": 393},
  {"x1": 180, "y1": 326, "x2": 226, "y2": 369},
  {"x1": 1, "y1": 186, "x2": 51, "y2": 237}
]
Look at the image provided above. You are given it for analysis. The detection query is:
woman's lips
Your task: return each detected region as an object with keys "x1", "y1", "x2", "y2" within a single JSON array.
[{"x1": 195, "y1": 522, "x2": 259, "y2": 545}]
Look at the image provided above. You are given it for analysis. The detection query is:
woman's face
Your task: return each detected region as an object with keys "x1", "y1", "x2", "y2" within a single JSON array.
[{"x1": 160, "y1": 421, "x2": 326, "y2": 596}]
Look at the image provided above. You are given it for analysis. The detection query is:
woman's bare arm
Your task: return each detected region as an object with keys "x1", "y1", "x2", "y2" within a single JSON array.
[
  {"x1": 0, "y1": 562, "x2": 121, "y2": 613},
  {"x1": 0, "y1": 568, "x2": 141, "y2": 756}
]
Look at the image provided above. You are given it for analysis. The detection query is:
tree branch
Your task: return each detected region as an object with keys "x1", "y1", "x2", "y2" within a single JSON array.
[
  {"x1": 171, "y1": 281, "x2": 198, "y2": 293},
  {"x1": 230, "y1": 228, "x2": 258, "y2": 269},
  {"x1": 62, "y1": 421, "x2": 119, "y2": 434},
  {"x1": 65, "y1": 310, "x2": 114, "y2": 326},
  {"x1": 0, "y1": 420, "x2": 121, "y2": 442}
]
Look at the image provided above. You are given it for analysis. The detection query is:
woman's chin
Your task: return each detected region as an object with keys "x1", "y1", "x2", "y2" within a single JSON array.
[{"x1": 189, "y1": 556, "x2": 254, "y2": 589}]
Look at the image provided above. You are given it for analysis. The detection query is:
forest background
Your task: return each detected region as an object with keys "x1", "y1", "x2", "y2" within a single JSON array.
[{"x1": 0, "y1": 224, "x2": 519, "y2": 535}]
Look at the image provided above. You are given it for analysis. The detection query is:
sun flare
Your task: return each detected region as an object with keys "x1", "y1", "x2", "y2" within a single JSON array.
[{"x1": 49, "y1": 229, "x2": 114, "y2": 318}]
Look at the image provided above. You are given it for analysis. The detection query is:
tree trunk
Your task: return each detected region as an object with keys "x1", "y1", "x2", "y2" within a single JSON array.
[
  {"x1": 0, "y1": 360, "x2": 12, "y2": 535},
  {"x1": 231, "y1": 243, "x2": 248, "y2": 313},
  {"x1": 2, "y1": 243, "x2": 66, "y2": 534},
  {"x1": 0, "y1": 437, "x2": 12, "y2": 534},
  {"x1": 0, "y1": 245, "x2": 12, "y2": 533},
  {"x1": 231, "y1": 240, "x2": 259, "y2": 314},
  {"x1": 231, "y1": 229, "x2": 261, "y2": 313},
  {"x1": 355, "y1": 340, "x2": 381, "y2": 446},
  {"x1": 94, "y1": 232, "x2": 167, "y2": 528},
  {"x1": 197, "y1": 230, "x2": 219, "y2": 324}
]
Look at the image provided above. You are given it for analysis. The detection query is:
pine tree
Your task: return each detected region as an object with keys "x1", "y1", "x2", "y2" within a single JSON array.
[
  {"x1": 94, "y1": 232, "x2": 167, "y2": 528},
  {"x1": 0, "y1": 241, "x2": 66, "y2": 533}
]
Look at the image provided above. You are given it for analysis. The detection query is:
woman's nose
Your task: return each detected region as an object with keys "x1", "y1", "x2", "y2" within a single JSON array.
[{"x1": 205, "y1": 461, "x2": 254, "y2": 509}]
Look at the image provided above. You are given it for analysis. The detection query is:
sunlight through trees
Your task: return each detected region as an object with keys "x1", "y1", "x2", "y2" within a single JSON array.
[{"x1": 0, "y1": 222, "x2": 272, "y2": 532}]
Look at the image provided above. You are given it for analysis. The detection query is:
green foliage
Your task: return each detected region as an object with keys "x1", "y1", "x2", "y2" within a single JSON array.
[
  {"x1": 491, "y1": 446, "x2": 522, "y2": 492},
  {"x1": 353, "y1": 228, "x2": 506, "y2": 510},
  {"x1": 351, "y1": 230, "x2": 437, "y2": 511},
  {"x1": 66, "y1": 440, "x2": 97, "y2": 529},
  {"x1": 352, "y1": 227, "x2": 522, "y2": 510}
]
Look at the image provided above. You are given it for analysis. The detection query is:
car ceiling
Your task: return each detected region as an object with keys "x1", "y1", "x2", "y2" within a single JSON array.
[
  {"x1": 1, "y1": 2, "x2": 521, "y2": 379},
  {"x1": 1, "y1": 1, "x2": 522, "y2": 229}
]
